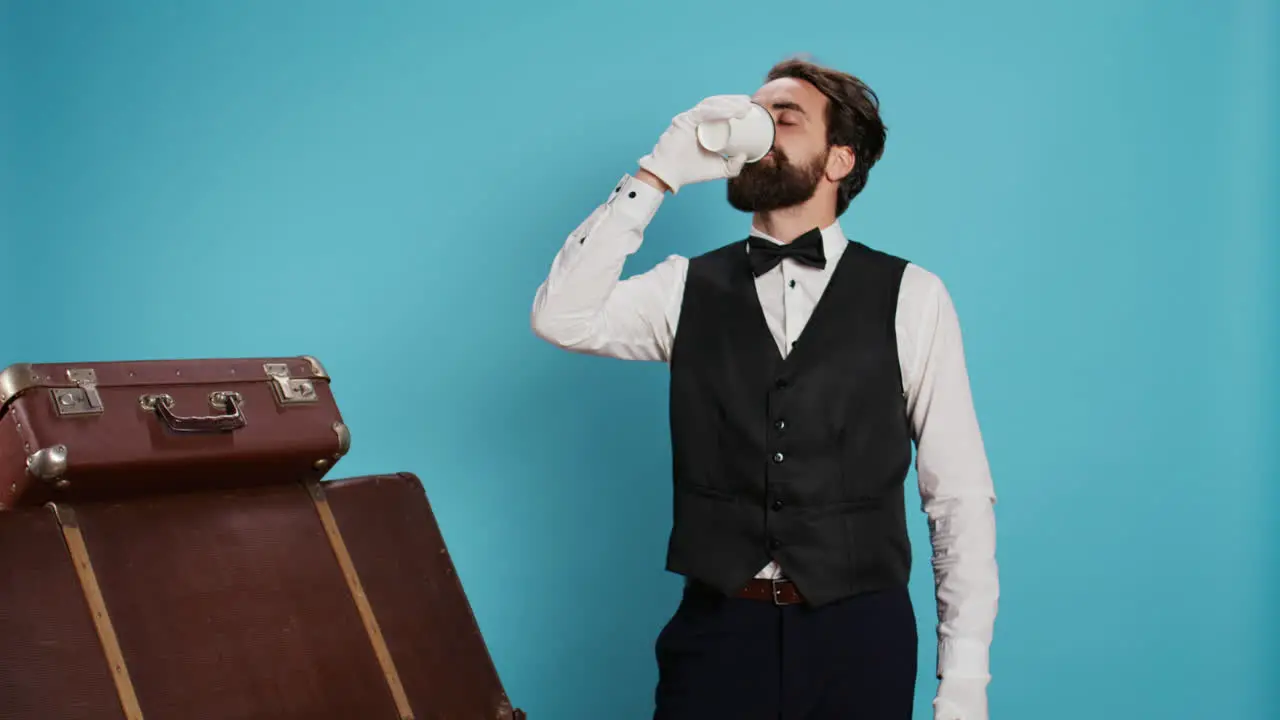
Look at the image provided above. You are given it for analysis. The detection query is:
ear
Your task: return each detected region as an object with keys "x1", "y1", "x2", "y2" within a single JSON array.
[{"x1": 825, "y1": 145, "x2": 855, "y2": 183}]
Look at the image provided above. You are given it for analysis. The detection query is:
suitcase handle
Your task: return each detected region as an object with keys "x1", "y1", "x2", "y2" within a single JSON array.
[{"x1": 140, "y1": 392, "x2": 246, "y2": 433}]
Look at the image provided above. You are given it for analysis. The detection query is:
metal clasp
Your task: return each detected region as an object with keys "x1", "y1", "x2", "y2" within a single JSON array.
[
  {"x1": 771, "y1": 577, "x2": 785, "y2": 606},
  {"x1": 50, "y1": 369, "x2": 104, "y2": 416},
  {"x1": 264, "y1": 363, "x2": 318, "y2": 406}
]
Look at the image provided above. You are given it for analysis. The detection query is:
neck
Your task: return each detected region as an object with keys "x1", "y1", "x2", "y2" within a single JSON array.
[{"x1": 752, "y1": 196, "x2": 837, "y2": 244}]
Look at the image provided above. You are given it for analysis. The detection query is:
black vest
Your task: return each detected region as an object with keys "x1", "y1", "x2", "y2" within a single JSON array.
[{"x1": 665, "y1": 237, "x2": 914, "y2": 607}]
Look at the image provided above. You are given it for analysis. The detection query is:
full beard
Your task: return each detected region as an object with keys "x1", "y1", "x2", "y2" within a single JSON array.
[{"x1": 726, "y1": 146, "x2": 827, "y2": 213}]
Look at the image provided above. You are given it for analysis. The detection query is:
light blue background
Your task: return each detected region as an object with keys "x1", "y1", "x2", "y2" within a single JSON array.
[{"x1": 2, "y1": 1, "x2": 1276, "y2": 717}]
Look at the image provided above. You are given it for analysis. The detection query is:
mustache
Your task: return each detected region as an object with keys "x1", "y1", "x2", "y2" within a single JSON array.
[{"x1": 744, "y1": 147, "x2": 788, "y2": 174}]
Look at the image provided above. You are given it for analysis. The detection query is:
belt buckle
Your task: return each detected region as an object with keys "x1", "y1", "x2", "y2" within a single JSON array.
[{"x1": 770, "y1": 577, "x2": 787, "y2": 606}]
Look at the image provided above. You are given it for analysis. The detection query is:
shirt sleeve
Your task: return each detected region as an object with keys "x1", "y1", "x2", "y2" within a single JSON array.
[
  {"x1": 530, "y1": 173, "x2": 687, "y2": 362},
  {"x1": 897, "y1": 263, "x2": 999, "y2": 682}
]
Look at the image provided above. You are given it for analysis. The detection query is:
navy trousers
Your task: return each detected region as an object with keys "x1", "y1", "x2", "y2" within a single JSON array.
[{"x1": 653, "y1": 581, "x2": 917, "y2": 720}]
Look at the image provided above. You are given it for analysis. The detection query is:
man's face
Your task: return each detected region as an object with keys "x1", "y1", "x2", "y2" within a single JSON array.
[{"x1": 726, "y1": 77, "x2": 832, "y2": 213}]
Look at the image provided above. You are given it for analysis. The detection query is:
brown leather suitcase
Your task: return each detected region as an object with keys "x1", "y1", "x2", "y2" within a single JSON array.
[
  {"x1": 0, "y1": 356, "x2": 350, "y2": 509},
  {"x1": 0, "y1": 473, "x2": 526, "y2": 720}
]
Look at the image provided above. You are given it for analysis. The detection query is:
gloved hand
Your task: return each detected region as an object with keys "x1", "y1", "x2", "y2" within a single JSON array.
[
  {"x1": 637, "y1": 94, "x2": 756, "y2": 194},
  {"x1": 933, "y1": 676, "x2": 989, "y2": 720}
]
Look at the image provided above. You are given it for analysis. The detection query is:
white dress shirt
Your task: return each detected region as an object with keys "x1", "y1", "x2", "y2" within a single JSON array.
[{"x1": 530, "y1": 172, "x2": 998, "y2": 683}]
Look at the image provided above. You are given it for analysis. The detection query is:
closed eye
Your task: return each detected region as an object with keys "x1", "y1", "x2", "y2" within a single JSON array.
[
  {"x1": 769, "y1": 102, "x2": 808, "y2": 126},
  {"x1": 777, "y1": 110, "x2": 804, "y2": 126}
]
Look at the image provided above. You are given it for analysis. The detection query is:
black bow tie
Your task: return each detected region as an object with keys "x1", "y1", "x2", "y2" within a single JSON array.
[{"x1": 746, "y1": 228, "x2": 827, "y2": 277}]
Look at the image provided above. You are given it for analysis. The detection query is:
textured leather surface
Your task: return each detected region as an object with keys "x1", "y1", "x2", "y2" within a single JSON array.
[
  {"x1": 326, "y1": 473, "x2": 522, "y2": 720},
  {"x1": 0, "y1": 507, "x2": 125, "y2": 720},
  {"x1": 73, "y1": 483, "x2": 399, "y2": 720},
  {"x1": 0, "y1": 471, "x2": 525, "y2": 719}
]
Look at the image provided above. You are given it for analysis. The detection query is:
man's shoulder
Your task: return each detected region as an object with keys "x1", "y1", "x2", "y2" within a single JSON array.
[
  {"x1": 901, "y1": 260, "x2": 944, "y2": 293},
  {"x1": 682, "y1": 238, "x2": 748, "y2": 278},
  {"x1": 643, "y1": 240, "x2": 742, "y2": 272},
  {"x1": 846, "y1": 239, "x2": 911, "y2": 271},
  {"x1": 847, "y1": 241, "x2": 946, "y2": 292},
  {"x1": 688, "y1": 238, "x2": 748, "y2": 262},
  {"x1": 893, "y1": 258, "x2": 955, "y2": 330}
]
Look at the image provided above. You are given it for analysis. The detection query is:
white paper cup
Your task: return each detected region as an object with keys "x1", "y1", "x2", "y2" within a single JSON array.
[{"x1": 696, "y1": 102, "x2": 775, "y2": 163}]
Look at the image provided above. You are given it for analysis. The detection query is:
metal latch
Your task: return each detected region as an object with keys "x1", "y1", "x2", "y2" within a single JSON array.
[
  {"x1": 50, "y1": 369, "x2": 104, "y2": 416},
  {"x1": 264, "y1": 363, "x2": 318, "y2": 405}
]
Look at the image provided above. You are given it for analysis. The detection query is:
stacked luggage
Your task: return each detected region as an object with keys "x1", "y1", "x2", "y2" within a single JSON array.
[{"x1": 0, "y1": 356, "x2": 525, "y2": 719}]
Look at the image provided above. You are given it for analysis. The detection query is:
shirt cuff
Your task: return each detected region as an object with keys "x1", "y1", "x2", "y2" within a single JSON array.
[
  {"x1": 604, "y1": 173, "x2": 664, "y2": 227},
  {"x1": 937, "y1": 637, "x2": 991, "y2": 680}
]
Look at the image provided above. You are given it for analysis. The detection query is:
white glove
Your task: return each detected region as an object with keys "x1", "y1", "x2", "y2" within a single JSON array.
[
  {"x1": 637, "y1": 94, "x2": 756, "y2": 193},
  {"x1": 934, "y1": 676, "x2": 989, "y2": 720}
]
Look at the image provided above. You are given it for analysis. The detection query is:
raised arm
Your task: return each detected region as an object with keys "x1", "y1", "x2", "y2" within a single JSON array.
[
  {"x1": 529, "y1": 172, "x2": 683, "y2": 361},
  {"x1": 530, "y1": 95, "x2": 758, "y2": 362}
]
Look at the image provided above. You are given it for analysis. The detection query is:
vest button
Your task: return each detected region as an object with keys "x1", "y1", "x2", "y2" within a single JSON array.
[
  {"x1": 769, "y1": 537, "x2": 781, "y2": 550},
  {"x1": 775, "y1": 378, "x2": 788, "y2": 389},
  {"x1": 774, "y1": 419, "x2": 786, "y2": 432},
  {"x1": 772, "y1": 498, "x2": 784, "y2": 511},
  {"x1": 772, "y1": 452, "x2": 785, "y2": 463}
]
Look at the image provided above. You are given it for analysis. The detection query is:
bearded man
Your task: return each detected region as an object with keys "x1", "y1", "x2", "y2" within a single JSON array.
[{"x1": 530, "y1": 57, "x2": 999, "y2": 720}]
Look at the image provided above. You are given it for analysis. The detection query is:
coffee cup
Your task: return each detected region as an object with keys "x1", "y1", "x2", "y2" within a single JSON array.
[{"x1": 696, "y1": 102, "x2": 775, "y2": 163}]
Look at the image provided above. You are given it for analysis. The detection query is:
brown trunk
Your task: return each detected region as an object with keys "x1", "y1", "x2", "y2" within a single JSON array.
[
  {"x1": 0, "y1": 476, "x2": 525, "y2": 719},
  {"x1": 0, "y1": 355, "x2": 523, "y2": 718}
]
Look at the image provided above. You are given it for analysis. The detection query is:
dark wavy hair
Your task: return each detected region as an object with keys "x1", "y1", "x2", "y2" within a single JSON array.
[{"x1": 765, "y1": 57, "x2": 887, "y2": 215}]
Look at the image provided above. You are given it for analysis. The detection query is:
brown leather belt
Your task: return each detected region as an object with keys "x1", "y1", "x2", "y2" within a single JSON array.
[{"x1": 736, "y1": 577, "x2": 805, "y2": 606}]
